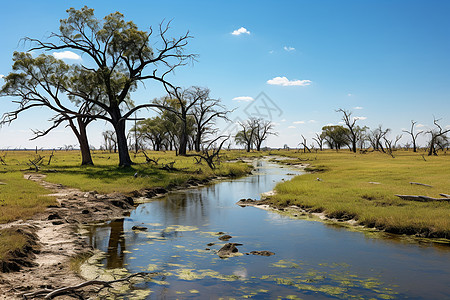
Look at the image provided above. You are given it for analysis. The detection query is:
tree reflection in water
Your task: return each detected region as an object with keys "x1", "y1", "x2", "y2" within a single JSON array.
[{"x1": 106, "y1": 218, "x2": 126, "y2": 269}]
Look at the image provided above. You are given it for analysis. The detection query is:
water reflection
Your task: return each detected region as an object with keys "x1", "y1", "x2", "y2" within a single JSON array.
[
  {"x1": 84, "y1": 160, "x2": 450, "y2": 299},
  {"x1": 106, "y1": 219, "x2": 126, "y2": 268}
]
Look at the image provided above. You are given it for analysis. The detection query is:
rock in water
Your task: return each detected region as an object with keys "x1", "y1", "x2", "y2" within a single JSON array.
[
  {"x1": 217, "y1": 243, "x2": 242, "y2": 258},
  {"x1": 218, "y1": 234, "x2": 232, "y2": 241},
  {"x1": 250, "y1": 250, "x2": 275, "y2": 256},
  {"x1": 131, "y1": 225, "x2": 147, "y2": 231}
]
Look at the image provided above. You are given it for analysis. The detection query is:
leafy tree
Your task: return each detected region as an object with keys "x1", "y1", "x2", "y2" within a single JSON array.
[
  {"x1": 1, "y1": 53, "x2": 95, "y2": 165},
  {"x1": 321, "y1": 125, "x2": 350, "y2": 150},
  {"x1": 8, "y1": 6, "x2": 194, "y2": 166}
]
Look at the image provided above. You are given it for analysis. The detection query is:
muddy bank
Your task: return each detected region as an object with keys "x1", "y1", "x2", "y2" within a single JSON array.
[
  {"x1": 0, "y1": 173, "x2": 189, "y2": 299},
  {"x1": 236, "y1": 197, "x2": 450, "y2": 241}
]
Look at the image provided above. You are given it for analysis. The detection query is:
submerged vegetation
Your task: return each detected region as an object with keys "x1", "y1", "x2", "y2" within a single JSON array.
[{"x1": 269, "y1": 150, "x2": 450, "y2": 238}]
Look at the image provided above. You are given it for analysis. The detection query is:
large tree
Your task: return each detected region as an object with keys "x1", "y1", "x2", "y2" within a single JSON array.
[
  {"x1": 1, "y1": 53, "x2": 95, "y2": 165},
  {"x1": 7, "y1": 6, "x2": 194, "y2": 166}
]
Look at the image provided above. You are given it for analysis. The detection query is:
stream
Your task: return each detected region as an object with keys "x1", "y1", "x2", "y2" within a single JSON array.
[{"x1": 83, "y1": 160, "x2": 450, "y2": 299}]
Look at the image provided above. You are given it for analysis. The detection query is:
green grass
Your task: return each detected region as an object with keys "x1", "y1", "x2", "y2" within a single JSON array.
[
  {"x1": 0, "y1": 228, "x2": 27, "y2": 261},
  {"x1": 269, "y1": 150, "x2": 450, "y2": 238}
]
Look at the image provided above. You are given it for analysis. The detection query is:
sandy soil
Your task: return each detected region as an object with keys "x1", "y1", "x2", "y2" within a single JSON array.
[{"x1": 0, "y1": 174, "x2": 136, "y2": 299}]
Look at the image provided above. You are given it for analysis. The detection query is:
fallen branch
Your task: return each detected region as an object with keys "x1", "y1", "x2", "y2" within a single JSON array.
[
  {"x1": 409, "y1": 182, "x2": 432, "y2": 188},
  {"x1": 440, "y1": 193, "x2": 450, "y2": 198},
  {"x1": 395, "y1": 195, "x2": 450, "y2": 202},
  {"x1": 22, "y1": 272, "x2": 150, "y2": 299}
]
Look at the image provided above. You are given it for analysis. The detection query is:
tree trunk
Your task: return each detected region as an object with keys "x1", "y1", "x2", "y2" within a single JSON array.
[
  {"x1": 77, "y1": 120, "x2": 93, "y2": 165},
  {"x1": 194, "y1": 132, "x2": 201, "y2": 152},
  {"x1": 114, "y1": 120, "x2": 133, "y2": 167},
  {"x1": 68, "y1": 118, "x2": 93, "y2": 166},
  {"x1": 178, "y1": 118, "x2": 188, "y2": 156}
]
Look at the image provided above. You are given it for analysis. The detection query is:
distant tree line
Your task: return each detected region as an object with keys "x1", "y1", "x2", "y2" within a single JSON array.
[{"x1": 300, "y1": 108, "x2": 449, "y2": 156}]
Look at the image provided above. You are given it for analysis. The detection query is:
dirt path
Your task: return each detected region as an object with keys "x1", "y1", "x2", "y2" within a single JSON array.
[{"x1": 0, "y1": 174, "x2": 136, "y2": 299}]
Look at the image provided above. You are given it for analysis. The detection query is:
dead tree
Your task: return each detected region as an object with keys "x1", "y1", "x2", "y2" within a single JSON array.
[
  {"x1": 402, "y1": 120, "x2": 423, "y2": 152},
  {"x1": 312, "y1": 133, "x2": 324, "y2": 151},
  {"x1": 299, "y1": 135, "x2": 311, "y2": 153},
  {"x1": 187, "y1": 135, "x2": 229, "y2": 169},
  {"x1": 427, "y1": 118, "x2": 450, "y2": 156}
]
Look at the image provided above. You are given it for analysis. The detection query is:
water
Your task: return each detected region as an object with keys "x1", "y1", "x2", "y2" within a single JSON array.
[{"x1": 84, "y1": 160, "x2": 450, "y2": 299}]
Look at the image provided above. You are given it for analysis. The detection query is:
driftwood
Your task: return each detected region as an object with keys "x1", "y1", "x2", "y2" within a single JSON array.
[
  {"x1": 22, "y1": 272, "x2": 150, "y2": 299},
  {"x1": 409, "y1": 182, "x2": 432, "y2": 188},
  {"x1": 440, "y1": 193, "x2": 450, "y2": 198},
  {"x1": 395, "y1": 195, "x2": 450, "y2": 202}
]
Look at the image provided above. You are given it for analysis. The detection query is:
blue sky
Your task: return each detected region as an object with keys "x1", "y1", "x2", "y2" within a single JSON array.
[{"x1": 1, "y1": 0, "x2": 449, "y2": 149}]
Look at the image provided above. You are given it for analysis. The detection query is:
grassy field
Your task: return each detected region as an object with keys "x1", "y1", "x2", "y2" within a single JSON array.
[
  {"x1": 269, "y1": 150, "x2": 450, "y2": 238},
  {"x1": 0, "y1": 149, "x2": 252, "y2": 263},
  {"x1": 0, "y1": 149, "x2": 252, "y2": 221}
]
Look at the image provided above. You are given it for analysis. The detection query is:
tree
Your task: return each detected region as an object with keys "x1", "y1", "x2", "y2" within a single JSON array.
[
  {"x1": 235, "y1": 118, "x2": 258, "y2": 152},
  {"x1": 1, "y1": 53, "x2": 95, "y2": 165},
  {"x1": 368, "y1": 125, "x2": 390, "y2": 152},
  {"x1": 134, "y1": 117, "x2": 169, "y2": 151},
  {"x1": 102, "y1": 130, "x2": 117, "y2": 153},
  {"x1": 312, "y1": 133, "x2": 324, "y2": 151},
  {"x1": 336, "y1": 108, "x2": 362, "y2": 153},
  {"x1": 321, "y1": 125, "x2": 350, "y2": 150},
  {"x1": 253, "y1": 119, "x2": 277, "y2": 151},
  {"x1": 15, "y1": 6, "x2": 194, "y2": 166},
  {"x1": 191, "y1": 89, "x2": 230, "y2": 152},
  {"x1": 427, "y1": 118, "x2": 450, "y2": 156},
  {"x1": 402, "y1": 120, "x2": 423, "y2": 152}
]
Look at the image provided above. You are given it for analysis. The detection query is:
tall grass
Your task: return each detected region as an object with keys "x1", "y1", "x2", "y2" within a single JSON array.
[{"x1": 270, "y1": 150, "x2": 450, "y2": 238}]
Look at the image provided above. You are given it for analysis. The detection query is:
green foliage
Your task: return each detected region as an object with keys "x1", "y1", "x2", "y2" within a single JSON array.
[{"x1": 270, "y1": 150, "x2": 450, "y2": 238}]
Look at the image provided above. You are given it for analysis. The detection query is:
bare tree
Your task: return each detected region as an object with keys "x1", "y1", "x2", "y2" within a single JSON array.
[
  {"x1": 312, "y1": 133, "x2": 324, "y2": 151},
  {"x1": 299, "y1": 135, "x2": 311, "y2": 153},
  {"x1": 235, "y1": 118, "x2": 258, "y2": 152},
  {"x1": 336, "y1": 108, "x2": 360, "y2": 153},
  {"x1": 427, "y1": 118, "x2": 450, "y2": 156},
  {"x1": 402, "y1": 120, "x2": 423, "y2": 152},
  {"x1": 368, "y1": 125, "x2": 390, "y2": 152},
  {"x1": 253, "y1": 119, "x2": 277, "y2": 151}
]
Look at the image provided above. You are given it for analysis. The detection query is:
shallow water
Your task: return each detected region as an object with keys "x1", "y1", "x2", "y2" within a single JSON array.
[{"x1": 84, "y1": 160, "x2": 450, "y2": 299}]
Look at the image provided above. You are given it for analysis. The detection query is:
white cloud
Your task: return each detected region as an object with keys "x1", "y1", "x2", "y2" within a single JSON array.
[
  {"x1": 347, "y1": 93, "x2": 353, "y2": 97},
  {"x1": 288, "y1": 126, "x2": 296, "y2": 129},
  {"x1": 53, "y1": 51, "x2": 81, "y2": 60},
  {"x1": 232, "y1": 96, "x2": 254, "y2": 102},
  {"x1": 293, "y1": 121, "x2": 305, "y2": 124},
  {"x1": 354, "y1": 106, "x2": 363, "y2": 110},
  {"x1": 281, "y1": 119, "x2": 286, "y2": 122},
  {"x1": 231, "y1": 27, "x2": 250, "y2": 36},
  {"x1": 446, "y1": 124, "x2": 450, "y2": 129},
  {"x1": 308, "y1": 120, "x2": 317, "y2": 123},
  {"x1": 267, "y1": 76, "x2": 312, "y2": 87},
  {"x1": 283, "y1": 46, "x2": 295, "y2": 52},
  {"x1": 353, "y1": 116, "x2": 367, "y2": 121},
  {"x1": 269, "y1": 50, "x2": 274, "y2": 54},
  {"x1": 416, "y1": 124, "x2": 426, "y2": 128}
]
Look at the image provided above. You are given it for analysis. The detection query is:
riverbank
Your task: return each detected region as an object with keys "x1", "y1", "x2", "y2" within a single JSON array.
[
  {"x1": 0, "y1": 150, "x2": 253, "y2": 299},
  {"x1": 266, "y1": 150, "x2": 450, "y2": 239}
]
